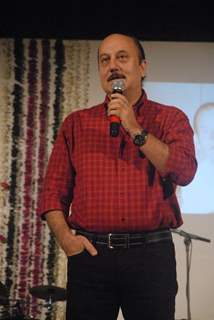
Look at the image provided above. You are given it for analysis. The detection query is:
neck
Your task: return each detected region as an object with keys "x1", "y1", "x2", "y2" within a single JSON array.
[{"x1": 125, "y1": 87, "x2": 143, "y2": 106}]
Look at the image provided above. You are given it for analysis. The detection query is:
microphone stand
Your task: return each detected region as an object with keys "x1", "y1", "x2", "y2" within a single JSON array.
[{"x1": 171, "y1": 228, "x2": 211, "y2": 320}]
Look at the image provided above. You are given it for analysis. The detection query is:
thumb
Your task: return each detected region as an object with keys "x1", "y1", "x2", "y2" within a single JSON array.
[{"x1": 82, "y1": 237, "x2": 98, "y2": 256}]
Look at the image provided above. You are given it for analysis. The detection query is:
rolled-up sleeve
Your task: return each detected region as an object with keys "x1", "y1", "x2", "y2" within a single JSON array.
[
  {"x1": 38, "y1": 117, "x2": 75, "y2": 219},
  {"x1": 163, "y1": 109, "x2": 197, "y2": 186}
]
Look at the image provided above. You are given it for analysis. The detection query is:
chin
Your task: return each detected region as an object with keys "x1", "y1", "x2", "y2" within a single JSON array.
[{"x1": 102, "y1": 85, "x2": 111, "y2": 94}]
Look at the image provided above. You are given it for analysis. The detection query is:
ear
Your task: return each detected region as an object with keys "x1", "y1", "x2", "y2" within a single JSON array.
[{"x1": 140, "y1": 59, "x2": 147, "y2": 78}]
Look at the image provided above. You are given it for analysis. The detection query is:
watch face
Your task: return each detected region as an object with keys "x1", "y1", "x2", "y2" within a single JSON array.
[
  {"x1": 134, "y1": 134, "x2": 145, "y2": 146},
  {"x1": 133, "y1": 130, "x2": 148, "y2": 146}
]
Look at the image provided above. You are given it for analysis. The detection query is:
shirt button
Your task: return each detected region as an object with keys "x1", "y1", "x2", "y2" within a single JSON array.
[{"x1": 121, "y1": 217, "x2": 126, "y2": 222}]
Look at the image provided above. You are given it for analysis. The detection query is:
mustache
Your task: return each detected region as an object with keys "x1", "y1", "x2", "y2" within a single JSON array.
[{"x1": 107, "y1": 72, "x2": 126, "y2": 82}]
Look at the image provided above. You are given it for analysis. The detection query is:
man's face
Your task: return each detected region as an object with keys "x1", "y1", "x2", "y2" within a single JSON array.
[{"x1": 98, "y1": 34, "x2": 146, "y2": 97}]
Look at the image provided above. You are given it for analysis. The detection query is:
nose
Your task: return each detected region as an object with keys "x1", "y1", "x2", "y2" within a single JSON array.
[{"x1": 109, "y1": 58, "x2": 119, "y2": 72}]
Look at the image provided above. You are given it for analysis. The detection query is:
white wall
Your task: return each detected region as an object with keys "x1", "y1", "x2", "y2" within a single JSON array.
[{"x1": 87, "y1": 40, "x2": 214, "y2": 320}]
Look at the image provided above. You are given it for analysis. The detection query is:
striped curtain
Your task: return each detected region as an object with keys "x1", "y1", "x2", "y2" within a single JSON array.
[{"x1": 0, "y1": 38, "x2": 90, "y2": 320}]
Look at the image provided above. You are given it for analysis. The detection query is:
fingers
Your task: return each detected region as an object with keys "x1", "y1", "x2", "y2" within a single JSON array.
[
  {"x1": 63, "y1": 234, "x2": 97, "y2": 257},
  {"x1": 77, "y1": 235, "x2": 98, "y2": 256},
  {"x1": 109, "y1": 93, "x2": 129, "y2": 108},
  {"x1": 108, "y1": 100, "x2": 126, "y2": 118},
  {"x1": 108, "y1": 94, "x2": 129, "y2": 112},
  {"x1": 81, "y1": 236, "x2": 98, "y2": 256},
  {"x1": 108, "y1": 101, "x2": 131, "y2": 121},
  {"x1": 110, "y1": 92, "x2": 126, "y2": 101},
  {"x1": 108, "y1": 96, "x2": 139, "y2": 133}
]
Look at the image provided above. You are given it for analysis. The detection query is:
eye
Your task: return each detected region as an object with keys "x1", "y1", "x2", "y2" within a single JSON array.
[
  {"x1": 118, "y1": 53, "x2": 128, "y2": 61},
  {"x1": 100, "y1": 56, "x2": 110, "y2": 65}
]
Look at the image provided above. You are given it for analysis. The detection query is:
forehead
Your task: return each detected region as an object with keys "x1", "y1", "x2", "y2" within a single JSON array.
[{"x1": 99, "y1": 35, "x2": 138, "y2": 56}]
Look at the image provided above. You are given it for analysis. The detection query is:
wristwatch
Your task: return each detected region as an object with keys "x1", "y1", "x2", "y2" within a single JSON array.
[{"x1": 133, "y1": 129, "x2": 148, "y2": 147}]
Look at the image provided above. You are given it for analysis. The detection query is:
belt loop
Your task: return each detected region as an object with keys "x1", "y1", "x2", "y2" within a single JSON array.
[
  {"x1": 108, "y1": 233, "x2": 114, "y2": 249},
  {"x1": 126, "y1": 233, "x2": 130, "y2": 249}
]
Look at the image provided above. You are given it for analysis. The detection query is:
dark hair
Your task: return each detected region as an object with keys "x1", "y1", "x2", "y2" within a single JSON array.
[{"x1": 131, "y1": 36, "x2": 146, "y2": 62}]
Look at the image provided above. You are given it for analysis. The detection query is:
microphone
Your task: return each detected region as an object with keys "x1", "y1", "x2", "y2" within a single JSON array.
[{"x1": 110, "y1": 79, "x2": 125, "y2": 137}]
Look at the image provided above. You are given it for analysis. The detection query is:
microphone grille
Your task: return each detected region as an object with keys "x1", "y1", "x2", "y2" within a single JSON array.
[{"x1": 111, "y1": 79, "x2": 125, "y2": 93}]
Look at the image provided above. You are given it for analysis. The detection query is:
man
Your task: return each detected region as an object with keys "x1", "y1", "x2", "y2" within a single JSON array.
[
  {"x1": 193, "y1": 102, "x2": 214, "y2": 163},
  {"x1": 38, "y1": 33, "x2": 197, "y2": 320},
  {"x1": 180, "y1": 102, "x2": 214, "y2": 213}
]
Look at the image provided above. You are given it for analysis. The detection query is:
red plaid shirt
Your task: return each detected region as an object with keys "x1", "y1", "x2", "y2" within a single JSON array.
[{"x1": 38, "y1": 90, "x2": 197, "y2": 232}]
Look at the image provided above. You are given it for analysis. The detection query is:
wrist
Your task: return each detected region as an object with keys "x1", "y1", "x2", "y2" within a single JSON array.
[
  {"x1": 128, "y1": 126, "x2": 143, "y2": 139},
  {"x1": 132, "y1": 129, "x2": 149, "y2": 147},
  {"x1": 59, "y1": 230, "x2": 77, "y2": 254}
]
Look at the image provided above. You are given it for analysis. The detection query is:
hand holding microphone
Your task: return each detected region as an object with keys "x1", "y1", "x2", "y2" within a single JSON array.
[
  {"x1": 109, "y1": 79, "x2": 125, "y2": 137},
  {"x1": 109, "y1": 79, "x2": 141, "y2": 138}
]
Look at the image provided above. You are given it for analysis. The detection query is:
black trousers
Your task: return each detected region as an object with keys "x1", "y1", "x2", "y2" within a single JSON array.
[{"x1": 66, "y1": 240, "x2": 178, "y2": 320}]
